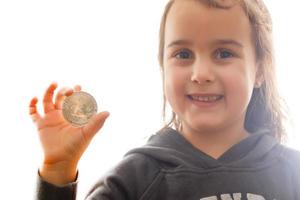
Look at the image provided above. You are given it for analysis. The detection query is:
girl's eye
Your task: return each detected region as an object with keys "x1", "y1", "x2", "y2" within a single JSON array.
[
  {"x1": 215, "y1": 49, "x2": 234, "y2": 59},
  {"x1": 174, "y1": 50, "x2": 193, "y2": 59}
]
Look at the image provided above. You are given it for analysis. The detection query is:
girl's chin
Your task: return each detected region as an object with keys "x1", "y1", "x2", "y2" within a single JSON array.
[{"x1": 182, "y1": 120, "x2": 224, "y2": 134}]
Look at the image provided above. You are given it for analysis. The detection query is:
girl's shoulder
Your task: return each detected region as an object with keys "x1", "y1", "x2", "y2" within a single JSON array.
[{"x1": 279, "y1": 145, "x2": 300, "y2": 168}]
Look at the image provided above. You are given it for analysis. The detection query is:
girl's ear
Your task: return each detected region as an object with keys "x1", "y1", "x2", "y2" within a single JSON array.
[{"x1": 254, "y1": 63, "x2": 264, "y2": 88}]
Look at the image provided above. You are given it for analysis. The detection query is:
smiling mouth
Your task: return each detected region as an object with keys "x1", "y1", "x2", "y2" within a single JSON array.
[{"x1": 187, "y1": 95, "x2": 224, "y2": 102}]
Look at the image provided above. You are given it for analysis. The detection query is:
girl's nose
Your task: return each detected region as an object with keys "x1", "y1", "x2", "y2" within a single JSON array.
[{"x1": 190, "y1": 60, "x2": 216, "y2": 84}]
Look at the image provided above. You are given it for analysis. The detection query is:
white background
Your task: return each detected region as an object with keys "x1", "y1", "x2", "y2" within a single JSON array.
[{"x1": 0, "y1": 0, "x2": 299, "y2": 199}]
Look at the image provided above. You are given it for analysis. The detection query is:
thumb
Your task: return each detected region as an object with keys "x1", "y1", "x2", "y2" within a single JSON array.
[{"x1": 82, "y1": 111, "x2": 110, "y2": 141}]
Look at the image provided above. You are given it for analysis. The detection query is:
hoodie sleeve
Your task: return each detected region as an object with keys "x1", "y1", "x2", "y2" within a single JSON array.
[
  {"x1": 35, "y1": 171, "x2": 78, "y2": 200},
  {"x1": 35, "y1": 153, "x2": 161, "y2": 200}
]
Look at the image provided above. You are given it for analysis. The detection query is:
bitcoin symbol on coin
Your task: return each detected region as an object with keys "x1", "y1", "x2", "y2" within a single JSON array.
[{"x1": 62, "y1": 91, "x2": 98, "y2": 127}]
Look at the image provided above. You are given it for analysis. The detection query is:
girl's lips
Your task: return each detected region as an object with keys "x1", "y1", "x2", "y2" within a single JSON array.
[
  {"x1": 187, "y1": 93, "x2": 223, "y2": 97},
  {"x1": 187, "y1": 94, "x2": 224, "y2": 108}
]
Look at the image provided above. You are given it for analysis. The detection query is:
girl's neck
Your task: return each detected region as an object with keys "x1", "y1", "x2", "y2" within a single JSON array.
[{"x1": 180, "y1": 122, "x2": 250, "y2": 160}]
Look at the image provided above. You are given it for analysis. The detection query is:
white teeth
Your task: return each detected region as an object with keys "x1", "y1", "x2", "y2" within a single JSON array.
[{"x1": 191, "y1": 95, "x2": 221, "y2": 102}]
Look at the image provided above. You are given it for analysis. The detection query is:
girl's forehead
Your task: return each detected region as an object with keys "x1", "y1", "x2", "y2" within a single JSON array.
[
  {"x1": 168, "y1": 0, "x2": 246, "y2": 20},
  {"x1": 164, "y1": 0, "x2": 252, "y2": 47}
]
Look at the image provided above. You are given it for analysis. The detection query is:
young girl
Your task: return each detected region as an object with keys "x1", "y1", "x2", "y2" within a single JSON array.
[{"x1": 30, "y1": 0, "x2": 300, "y2": 199}]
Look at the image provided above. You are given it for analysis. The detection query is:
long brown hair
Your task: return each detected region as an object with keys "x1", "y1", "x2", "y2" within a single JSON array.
[{"x1": 158, "y1": 0, "x2": 289, "y2": 143}]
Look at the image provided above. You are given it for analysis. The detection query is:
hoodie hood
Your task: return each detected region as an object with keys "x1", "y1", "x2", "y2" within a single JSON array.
[{"x1": 126, "y1": 127, "x2": 283, "y2": 170}]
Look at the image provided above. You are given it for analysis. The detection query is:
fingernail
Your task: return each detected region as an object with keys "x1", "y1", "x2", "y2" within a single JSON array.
[
  {"x1": 51, "y1": 82, "x2": 58, "y2": 87},
  {"x1": 102, "y1": 111, "x2": 109, "y2": 116}
]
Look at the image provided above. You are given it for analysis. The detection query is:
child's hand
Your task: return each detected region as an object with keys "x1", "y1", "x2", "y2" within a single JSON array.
[{"x1": 29, "y1": 82, "x2": 109, "y2": 185}]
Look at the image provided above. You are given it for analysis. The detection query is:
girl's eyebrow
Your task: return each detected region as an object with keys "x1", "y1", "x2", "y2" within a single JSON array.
[
  {"x1": 167, "y1": 39, "x2": 193, "y2": 48},
  {"x1": 167, "y1": 39, "x2": 244, "y2": 49},
  {"x1": 211, "y1": 39, "x2": 244, "y2": 48}
]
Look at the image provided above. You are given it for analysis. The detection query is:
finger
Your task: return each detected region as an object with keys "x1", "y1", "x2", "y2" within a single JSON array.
[
  {"x1": 29, "y1": 97, "x2": 42, "y2": 123},
  {"x1": 54, "y1": 87, "x2": 73, "y2": 110},
  {"x1": 82, "y1": 111, "x2": 110, "y2": 142},
  {"x1": 74, "y1": 85, "x2": 82, "y2": 92},
  {"x1": 43, "y1": 82, "x2": 58, "y2": 113}
]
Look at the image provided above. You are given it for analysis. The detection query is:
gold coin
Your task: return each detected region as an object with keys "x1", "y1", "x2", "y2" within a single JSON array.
[{"x1": 62, "y1": 91, "x2": 98, "y2": 127}]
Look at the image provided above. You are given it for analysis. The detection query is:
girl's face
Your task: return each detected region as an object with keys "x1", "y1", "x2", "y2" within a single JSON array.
[{"x1": 163, "y1": 0, "x2": 259, "y2": 135}]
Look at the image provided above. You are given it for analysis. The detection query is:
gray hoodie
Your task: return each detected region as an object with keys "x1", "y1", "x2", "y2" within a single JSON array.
[{"x1": 36, "y1": 128, "x2": 300, "y2": 200}]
